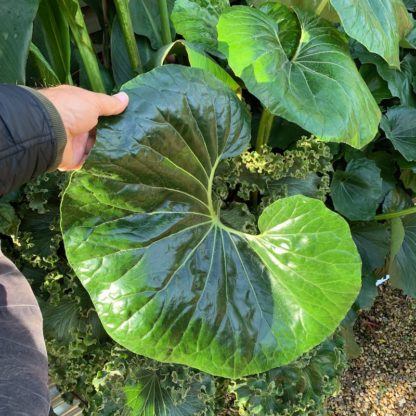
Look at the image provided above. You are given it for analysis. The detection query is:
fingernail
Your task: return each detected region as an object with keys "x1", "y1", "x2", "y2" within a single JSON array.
[{"x1": 113, "y1": 91, "x2": 129, "y2": 106}]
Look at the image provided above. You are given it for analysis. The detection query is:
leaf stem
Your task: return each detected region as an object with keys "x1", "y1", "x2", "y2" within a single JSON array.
[
  {"x1": 375, "y1": 205, "x2": 416, "y2": 220},
  {"x1": 114, "y1": 0, "x2": 143, "y2": 74},
  {"x1": 61, "y1": 0, "x2": 106, "y2": 92},
  {"x1": 255, "y1": 107, "x2": 274, "y2": 151},
  {"x1": 158, "y1": 0, "x2": 172, "y2": 45},
  {"x1": 316, "y1": 0, "x2": 329, "y2": 16},
  {"x1": 253, "y1": 108, "x2": 274, "y2": 209}
]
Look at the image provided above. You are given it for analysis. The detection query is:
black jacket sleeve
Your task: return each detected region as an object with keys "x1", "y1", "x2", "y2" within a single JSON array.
[{"x1": 0, "y1": 85, "x2": 67, "y2": 196}]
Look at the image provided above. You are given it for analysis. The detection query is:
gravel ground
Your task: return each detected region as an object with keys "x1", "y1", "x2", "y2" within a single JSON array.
[{"x1": 327, "y1": 284, "x2": 416, "y2": 416}]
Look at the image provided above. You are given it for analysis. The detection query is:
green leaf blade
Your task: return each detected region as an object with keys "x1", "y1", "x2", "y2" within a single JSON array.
[
  {"x1": 217, "y1": 6, "x2": 380, "y2": 148},
  {"x1": 62, "y1": 65, "x2": 361, "y2": 377}
]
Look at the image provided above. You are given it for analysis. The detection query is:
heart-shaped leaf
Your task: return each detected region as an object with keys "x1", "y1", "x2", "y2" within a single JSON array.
[
  {"x1": 61, "y1": 65, "x2": 361, "y2": 378},
  {"x1": 381, "y1": 106, "x2": 416, "y2": 162},
  {"x1": 217, "y1": 5, "x2": 380, "y2": 148},
  {"x1": 330, "y1": 158, "x2": 384, "y2": 221}
]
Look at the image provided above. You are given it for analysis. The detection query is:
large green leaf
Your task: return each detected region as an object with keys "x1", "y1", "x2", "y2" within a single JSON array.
[
  {"x1": 381, "y1": 107, "x2": 416, "y2": 162},
  {"x1": 0, "y1": 0, "x2": 40, "y2": 83},
  {"x1": 171, "y1": 0, "x2": 229, "y2": 54},
  {"x1": 61, "y1": 65, "x2": 361, "y2": 378},
  {"x1": 330, "y1": 0, "x2": 412, "y2": 68},
  {"x1": 330, "y1": 158, "x2": 384, "y2": 221},
  {"x1": 217, "y1": 5, "x2": 380, "y2": 148},
  {"x1": 389, "y1": 215, "x2": 416, "y2": 297}
]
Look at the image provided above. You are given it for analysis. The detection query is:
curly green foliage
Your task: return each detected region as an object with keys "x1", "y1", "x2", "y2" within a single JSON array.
[
  {"x1": 214, "y1": 136, "x2": 333, "y2": 233},
  {"x1": 0, "y1": 173, "x2": 113, "y2": 406},
  {"x1": 229, "y1": 334, "x2": 347, "y2": 416},
  {"x1": 90, "y1": 347, "x2": 217, "y2": 415}
]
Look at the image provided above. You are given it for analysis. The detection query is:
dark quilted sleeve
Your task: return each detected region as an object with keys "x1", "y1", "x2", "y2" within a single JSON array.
[{"x1": 0, "y1": 85, "x2": 57, "y2": 196}]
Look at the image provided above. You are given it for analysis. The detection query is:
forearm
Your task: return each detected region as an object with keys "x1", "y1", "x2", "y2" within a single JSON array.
[{"x1": 0, "y1": 85, "x2": 67, "y2": 196}]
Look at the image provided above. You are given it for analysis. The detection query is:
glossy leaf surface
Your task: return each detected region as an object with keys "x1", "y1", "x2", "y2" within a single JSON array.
[
  {"x1": 331, "y1": 0, "x2": 412, "y2": 68},
  {"x1": 330, "y1": 158, "x2": 384, "y2": 221},
  {"x1": 61, "y1": 65, "x2": 361, "y2": 377},
  {"x1": 217, "y1": 5, "x2": 380, "y2": 148},
  {"x1": 381, "y1": 107, "x2": 416, "y2": 161}
]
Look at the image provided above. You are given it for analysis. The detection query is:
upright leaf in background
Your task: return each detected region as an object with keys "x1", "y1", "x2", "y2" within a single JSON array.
[
  {"x1": 29, "y1": 43, "x2": 60, "y2": 86},
  {"x1": 114, "y1": 0, "x2": 142, "y2": 74},
  {"x1": 111, "y1": 17, "x2": 156, "y2": 86},
  {"x1": 37, "y1": 0, "x2": 72, "y2": 84},
  {"x1": 0, "y1": 0, "x2": 40, "y2": 83},
  {"x1": 61, "y1": 65, "x2": 361, "y2": 378},
  {"x1": 217, "y1": 5, "x2": 380, "y2": 148},
  {"x1": 171, "y1": 0, "x2": 229, "y2": 54},
  {"x1": 60, "y1": 0, "x2": 106, "y2": 92},
  {"x1": 381, "y1": 107, "x2": 416, "y2": 162},
  {"x1": 330, "y1": 0, "x2": 412, "y2": 68},
  {"x1": 129, "y1": 0, "x2": 176, "y2": 49}
]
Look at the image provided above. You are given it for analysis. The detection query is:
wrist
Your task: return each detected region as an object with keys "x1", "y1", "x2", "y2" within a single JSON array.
[{"x1": 20, "y1": 87, "x2": 67, "y2": 171}]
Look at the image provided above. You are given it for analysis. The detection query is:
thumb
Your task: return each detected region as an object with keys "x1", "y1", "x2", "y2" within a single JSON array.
[{"x1": 95, "y1": 91, "x2": 129, "y2": 116}]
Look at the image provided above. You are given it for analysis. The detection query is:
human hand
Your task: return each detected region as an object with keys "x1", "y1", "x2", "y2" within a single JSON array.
[{"x1": 38, "y1": 85, "x2": 129, "y2": 171}]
